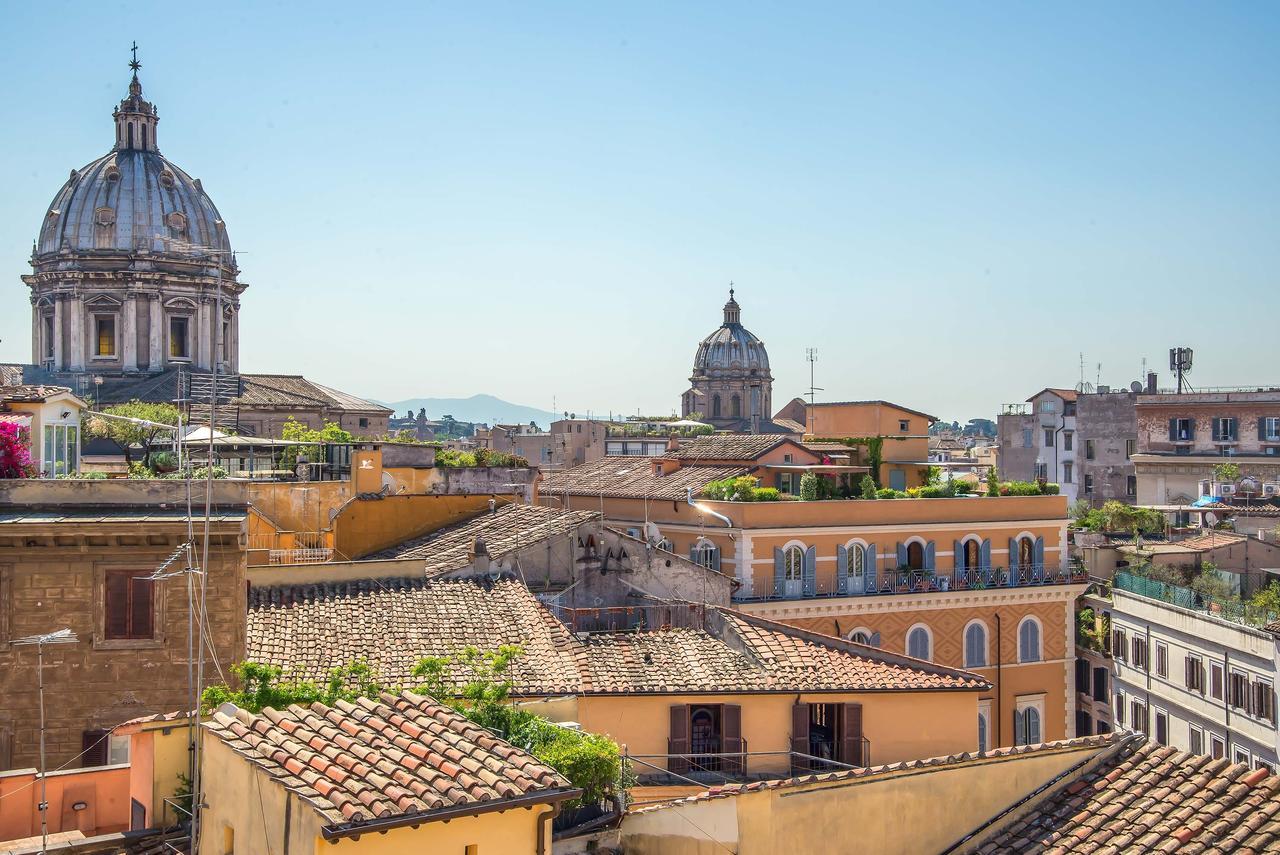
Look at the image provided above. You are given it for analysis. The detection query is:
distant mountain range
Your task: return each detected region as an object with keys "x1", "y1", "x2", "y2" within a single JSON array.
[{"x1": 377, "y1": 394, "x2": 559, "y2": 428}]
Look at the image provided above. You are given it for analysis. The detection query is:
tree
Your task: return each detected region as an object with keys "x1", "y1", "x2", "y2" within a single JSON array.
[
  {"x1": 1250, "y1": 581, "x2": 1280, "y2": 616},
  {"x1": 1189, "y1": 563, "x2": 1234, "y2": 602},
  {"x1": 0, "y1": 423, "x2": 36, "y2": 478},
  {"x1": 279, "y1": 418, "x2": 356, "y2": 469},
  {"x1": 85, "y1": 401, "x2": 180, "y2": 468},
  {"x1": 799, "y1": 471, "x2": 820, "y2": 501},
  {"x1": 859, "y1": 474, "x2": 878, "y2": 500},
  {"x1": 1213, "y1": 461, "x2": 1241, "y2": 483},
  {"x1": 986, "y1": 466, "x2": 1000, "y2": 497}
]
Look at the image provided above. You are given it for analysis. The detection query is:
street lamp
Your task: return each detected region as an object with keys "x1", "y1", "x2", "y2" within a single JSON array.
[{"x1": 12, "y1": 628, "x2": 78, "y2": 854}]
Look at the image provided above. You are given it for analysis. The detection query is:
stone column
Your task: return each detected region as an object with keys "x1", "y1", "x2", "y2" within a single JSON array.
[
  {"x1": 122, "y1": 294, "x2": 138, "y2": 372},
  {"x1": 148, "y1": 295, "x2": 164, "y2": 371},
  {"x1": 52, "y1": 295, "x2": 65, "y2": 370},
  {"x1": 68, "y1": 294, "x2": 85, "y2": 371},
  {"x1": 229, "y1": 310, "x2": 239, "y2": 373},
  {"x1": 197, "y1": 299, "x2": 212, "y2": 370},
  {"x1": 30, "y1": 307, "x2": 39, "y2": 365}
]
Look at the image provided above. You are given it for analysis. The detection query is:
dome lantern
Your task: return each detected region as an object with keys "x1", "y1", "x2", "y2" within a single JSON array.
[{"x1": 113, "y1": 43, "x2": 159, "y2": 153}]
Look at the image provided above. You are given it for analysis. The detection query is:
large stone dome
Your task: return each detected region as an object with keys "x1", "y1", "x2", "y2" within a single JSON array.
[
  {"x1": 692, "y1": 291, "x2": 770, "y2": 376},
  {"x1": 38, "y1": 149, "x2": 231, "y2": 258}
]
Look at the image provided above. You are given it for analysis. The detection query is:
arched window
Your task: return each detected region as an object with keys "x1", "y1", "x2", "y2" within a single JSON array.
[
  {"x1": 1018, "y1": 617, "x2": 1042, "y2": 663},
  {"x1": 1015, "y1": 706, "x2": 1042, "y2": 746},
  {"x1": 964, "y1": 621, "x2": 988, "y2": 668},
  {"x1": 906, "y1": 541, "x2": 925, "y2": 571},
  {"x1": 731, "y1": 395, "x2": 741, "y2": 418},
  {"x1": 692, "y1": 539, "x2": 719, "y2": 571},
  {"x1": 848, "y1": 629, "x2": 875, "y2": 646},
  {"x1": 784, "y1": 545, "x2": 804, "y2": 581},
  {"x1": 978, "y1": 712, "x2": 988, "y2": 753},
  {"x1": 846, "y1": 544, "x2": 866, "y2": 586},
  {"x1": 1019, "y1": 536, "x2": 1035, "y2": 568},
  {"x1": 712, "y1": 395, "x2": 722, "y2": 419},
  {"x1": 141, "y1": 124, "x2": 148, "y2": 150},
  {"x1": 127, "y1": 123, "x2": 134, "y2": 148},
  {"x1": 907, "y1": 624, "x2": 932, "y2": 661},
  {"x1": 964, "y1": 539, "x2": 981, "y2": 571}
]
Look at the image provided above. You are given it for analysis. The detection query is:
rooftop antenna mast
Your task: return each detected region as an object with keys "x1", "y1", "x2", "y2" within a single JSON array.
[
  {"x1": 13, "y1": 628, "x2": 78, "y2": 855},
  {"x1": 806, "y1": 348, "x2": 823, "y2": 435},
  {"x1": 1170, "y1": 347, "x2": 1194, "y2": 394}
]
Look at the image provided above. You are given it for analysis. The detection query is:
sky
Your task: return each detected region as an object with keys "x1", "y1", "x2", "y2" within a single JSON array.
[{"x1": 2, "y1": 1, "x2": 1278, "y2": 425}]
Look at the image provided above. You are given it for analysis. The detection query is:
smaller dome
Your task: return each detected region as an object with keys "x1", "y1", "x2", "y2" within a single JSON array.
[{"x1": 692, "y1": 289, "x2": 771, "y2": 375}]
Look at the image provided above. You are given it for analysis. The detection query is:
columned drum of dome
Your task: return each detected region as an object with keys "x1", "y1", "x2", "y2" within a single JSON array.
[
  {"x1": 23, "y1": 57, "x2": 245, "y2": 376},
  {"x1": 682, "y1": 290, "x2": 773, "y2": 431}
]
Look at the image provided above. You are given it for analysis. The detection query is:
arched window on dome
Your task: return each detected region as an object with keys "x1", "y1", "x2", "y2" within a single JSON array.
[
  {"x1": 141, "y1": 125, "x2": 147, "y2": 150},
  {"x1": 712, "y1": 395, "x2": 721, "y2": 420},
  {"x1": 127, "y1": 123, "x2": 134, "y2": 149},
  {"x1": 731, "y1": 395, "x2": 741, "y2": 419}
]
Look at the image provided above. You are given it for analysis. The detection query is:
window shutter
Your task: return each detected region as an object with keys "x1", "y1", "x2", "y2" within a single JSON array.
[
  {"x1": 836, "y1": 545, "x2": 848, "y2": 595},
  {"x1": 722, "y1": 704, "x2": 743, "y2": 775},
  {"x1": 865, "y1": 545, "x2": 877, "y2": 590},
  {"x1": 1013, "y1": 709, "x2": 1026, "y2": 746},
  {"x1": 130, "y1": 576, "x2": 154, "y2": 639},
  {"x1": 791, "y1": 703, "x2": 811, "y2": 773},
  {"x1": 1212, "y1": 420, "x2": 1222, "y2": 442},
  {"x1": 1008, "y1": 538, "x2": 1019, "y2": 573},
  {"x1": 689, "y1": 544, "x2": 698, "y2": 563},
  {"x1": 1184, "y1": 656, "x2": 1192, "y2": 689},
  {"x1": 980, "y1": 539, "x2": 991, "y2": 573},
  {"x1": 953, "y1": 540, "x2": 963, "y2": 573},
  {"x1": 82, "y1": 729, "x2": 109, "y2": 768},
  {"x1": 104, "y1": 571, "x2": 131, "y2": 639},
  {"x1": 1188, "y1": 420, "x2": 1196, "y2": 440},
  {"x1": 869, "y1": 631, "x2": 881, "y2": 647},
  {"x1": 924, "y1": 541, "x2": 936, "y2": 570},
  {"x1": 1229, "y1": 418, "x2": 1238, "y2": 440},
  {"x1": 773, "y1": 548, "x2": 785, "y2": 596},
  {"x1": 1169, "y1": 418, "x2": 1177, "y2": 441},
  {"x1": 1034, "y1": 536, "x2": 1045, "y2": 570},
  {"x1": 711, "y1": 548, "x2": 721, "y2": 573},
  {"x1": 667, "y1": 705, "x2": 689, "y2": 775},
  {"x1": 896, "y1": 542, "x2": 907, "y2": 568},
  {"x1": 802, "y1": 546, "x2": 817, "y2": 597},
  {"x1": 840, "y1": 703, "x2": 864, "y2": 767},
  {"x1": 1261, "y1": 419, "x2": 1268, "y2": 441}
]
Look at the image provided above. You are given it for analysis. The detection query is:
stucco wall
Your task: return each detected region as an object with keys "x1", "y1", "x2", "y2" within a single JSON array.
[
  {"x1": 331, "y1": 493, "x2": 505, "y2": 560},
  {"x1": 1076, "y1": 392, "x2": 1137, "y2": 507},
  {"x1": 0, "y1": 764, "x2": 130, "y2": 841}
]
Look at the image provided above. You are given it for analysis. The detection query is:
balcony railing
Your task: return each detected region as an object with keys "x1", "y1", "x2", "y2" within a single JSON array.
[{"x1": 737, "y1": 563, "x2": 1089, "y2": 603}]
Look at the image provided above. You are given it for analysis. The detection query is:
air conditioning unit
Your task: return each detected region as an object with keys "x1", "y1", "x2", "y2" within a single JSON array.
[
  {"x1": 1263, "y1": 483, "x2": 1280, "y2": 498},
  {"x1": 1217, "y1": 483, "x2": 1236, "y2": 498}
]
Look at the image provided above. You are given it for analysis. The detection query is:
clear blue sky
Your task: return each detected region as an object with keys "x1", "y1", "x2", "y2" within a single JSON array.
[{"x1": 2, "y1": 1, "x2": 1277, "y2": 424}]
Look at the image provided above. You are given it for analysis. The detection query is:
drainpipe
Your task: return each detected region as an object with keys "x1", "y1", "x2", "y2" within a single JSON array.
[
  {"x1": 995, "y1": 612, "x2": 1003, "y2": 747},
  {"x1": 537, "y1": 802, "x2": 563, "y2": 855},
  {"x1": 687, "y1": 487, "x2": 733, "y2": 528}
]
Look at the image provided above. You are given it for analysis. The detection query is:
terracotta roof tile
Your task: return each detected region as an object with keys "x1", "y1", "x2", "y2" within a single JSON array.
[
  {"x1": 664, "y1": 434, "x2": 794, "y2": 462},
  {"x1": 204, "y1": 691, "x2": 574, "y2": 836},
  {"x1": 538, "y1": 456, "x2": 750, "y2": 500},
  {"x1": 368, "y1": 504, "x2": 597, "y2": 567},
  {"x1": 979, "y1": 738, "x2": 1280, "y2": 852}
]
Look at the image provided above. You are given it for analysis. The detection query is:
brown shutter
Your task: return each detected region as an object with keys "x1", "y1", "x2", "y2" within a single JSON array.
[
  {"x1": 82, "y1": 729, "x2": 109, "y2": 768},
  {"x1": 129, "y1": 576, "x2": 154, "y2": 638},
  {"x1": 104, "y1": 571, "x2": 131, "y2": 639},
  {"x1": 667, "y1": 705, "x2": 689, "y2": 775},
  {"x1": 1184, "y1": 656, "x2": 1192, "y2": 689},
  {"x1": 840, "y1": 703, "x2": 864, "y2": 767},
  {"x1": 790, "y1": 703, "x2": 810, "y2": 774},
  {"x1": 722, "y1": 704, "x2": 743, "y2": 775}
]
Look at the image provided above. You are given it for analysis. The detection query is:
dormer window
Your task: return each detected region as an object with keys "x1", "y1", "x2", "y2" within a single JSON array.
[{"x1": 104, "y1": 166, "x2": 120, "y2": 182}]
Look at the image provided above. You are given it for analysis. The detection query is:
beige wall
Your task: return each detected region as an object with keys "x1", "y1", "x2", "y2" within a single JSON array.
[
  {"x1": 618, "y1": 741, "x2": 1106, "y2": 855},
  {"x1": 0, "y1": 764, "x2": 130, "y2": 842},
  {"x1": 576, "y1": 690, "x2": 977, "y2": 775}
]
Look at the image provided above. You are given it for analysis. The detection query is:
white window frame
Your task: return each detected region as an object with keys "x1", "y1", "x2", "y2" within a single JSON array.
[
  {"x1": 846, "y1": 627, "x2": 875, "y2": 646},
  {"x1": 92, "y1": 312, "x2": 118, "y2": 359},
  {"x1": 977, "y1": 699, "x2": 992, "y2": 754},
  {"x1": 107, "y1": 733, "x2": 130, "y2": 765},
  {"x1": 1189, "y1": 723, "x2": 1203, "y2": 755},
  {"x1": 783, "y1": 544, "x2": 805, "y2": 582},
  {"x1": 1014, "y1": 694, "x2": 1045, "y2": 746},
  {"x1": 1155, "y1": 641, "x2": 1168, "y2": 678},
  {"x1": 1153, "y1": 707, "x2": 1168, "y2": 745},
  {"x1": 906, "y1": 623, "x2": 933, "y2": 662},
  {"x1": 1210, "y1": 733, "x2": 1226, "y2": 759},
  {"x1": 1234, "y1": 746, "x2": 1252, "y2": 766}
]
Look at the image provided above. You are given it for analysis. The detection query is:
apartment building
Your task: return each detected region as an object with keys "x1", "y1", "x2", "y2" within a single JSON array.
[
  {"x1": 1132, "y1": 388, "x2": 1280, "y2": 505},
  {"x1": 997, "y1": 389, "x2": 1079, "y2": 504},
  {"x1": 1107, "y1": 572, "x2": 1278, "y2": 771}
]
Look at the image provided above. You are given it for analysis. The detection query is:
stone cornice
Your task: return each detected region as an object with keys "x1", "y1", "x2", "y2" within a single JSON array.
[{"x1": 737, "y1": 583, "x2": 1088, "y2": 619}]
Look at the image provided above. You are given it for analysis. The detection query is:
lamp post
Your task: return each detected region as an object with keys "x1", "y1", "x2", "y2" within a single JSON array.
[{"x1": 12, "y1": 629, "x2": 78, "y2": 854}]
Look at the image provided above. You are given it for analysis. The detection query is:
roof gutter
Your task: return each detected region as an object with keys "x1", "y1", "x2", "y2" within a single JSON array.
[
  {"x1": 687, "y1": 487, "x2": 734, "y2": 528},
  {"x1": 320, "y1": 787, "x2": 583, "y2": 842}
]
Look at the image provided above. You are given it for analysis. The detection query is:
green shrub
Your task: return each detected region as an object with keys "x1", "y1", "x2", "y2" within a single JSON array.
[
  {"x1": 876, "y1": 488, "x2": 908, "y2": 499},
  {"x1": 702, "y1": 476, "x2": 783, "y2": 502},
  {"x1": 752, "y1": 487, "x2": 782, "y2": 501},
  {"x1": 799, "y1": 472, "x2": 820, "y2": 501},
  {"x1": 860, "y1": 474, "x2": 877, "y2": 500}
]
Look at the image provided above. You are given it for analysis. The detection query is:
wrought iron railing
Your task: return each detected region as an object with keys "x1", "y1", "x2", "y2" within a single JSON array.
[{"x1": 738, "y1": 563, "x2": 1089, "y2": 603}]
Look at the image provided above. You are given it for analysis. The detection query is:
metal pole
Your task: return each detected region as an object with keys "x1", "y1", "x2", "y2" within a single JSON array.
[{"x1": 37, "y1": 639, "x2": 47, "y2": 854}]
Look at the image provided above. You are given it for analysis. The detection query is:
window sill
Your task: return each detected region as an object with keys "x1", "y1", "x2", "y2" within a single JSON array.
[{"x1": 94, "y1": 636, "x2": 165, "y2": 651}]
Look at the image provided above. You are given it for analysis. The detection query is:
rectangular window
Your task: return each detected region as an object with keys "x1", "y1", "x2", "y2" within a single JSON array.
[
  {"x1": 1257, "y1": 759, "x2": 1275, "y2": 775},
  {"x1": 1092, "y1": 667, "x2": 1108, "y2": 703},
  {"x1": 1064, "y1": 432, "x2": 1073, "y2": 452},
  {"x1": 107, "y1": 734, "x2": 130, "y2": 765},
  {"x1": 104, "y1": 569, "x2": 154, "y2": 640},
  {"x1": 1254, "y1": 679, "x2": 1275, "y2": 723},
  {"x1": 1210, "y1": 733, "x2": 1226, "y2": 759},
  {"x1": 1229, "y1": 671, "x2": 1250, "y2": 711},
  {"x1": 1112, "y1": 628, "x2": 1127, "y2": 661},
  {"x1": 1173, "y1": 417, "x2": 1194, "y2": 442},
  {"x1": 1235, "y1": 746, "x2": 1252, "y2": 766},
  {"x1": 40, "y1": 423, "x2": 79, "y2": 478},
  {"x1": 1044, "y1": 429, "x2": 1055, "y2": 448},
  {"x1": 1186, "y1": 654, "x2": 1203, "y2": 693},
  {"x1": 1214, "y1": 417, "x2": 1238, "y2": 442},
  {"x1": 1155, "y1": 642, "x2": 1167, "y2": 678},
  {"x1": 1022, "y1": 429, "x2": 1033, "y2": 448},
  {"x1": 1264, "y1": 417, "x2": 1280, "y2": 443},
  {"x1": 1155, "y1": 709, "x2": 1168, "y2": 745},
  {"x1": 899, "y1": 419, "x2": 910, "y2": 433},
  {"x1": 1063, "y1": 462, "x2": 1073, "y2": 484},
  {"x1": 1085, "y1": 439, "x2": 1096, "y2": 460},
  {"x1": 358, "y1": 418, "x2": 369, "y2": 429},
  {"x1": 1115, "y1": 691, "x2": 1126, "y2": 726},
  {"x1": 1125, "y1": 439, "x2": 1135, "y2": 459},
  {"x1": 1132, "y1": 636, "x2": 1147, "y2": 670},
  {"x1": 42, "y1": 315, "x2": 54, "y2": 359},
  {"x1": 1211, "y1": 663, "x2": 1224, "y2": 700},
  {"x1": 1131, "y1": 699, "x2": 1147, "y2": 734},
  {"x1": 95, "y1": 315, "x2": 116, "y2": 357},
  {"x1": 1127, "y1": 475, "x2": 1137, "y2": 497},
  {"x1": 1084, "y1": 474, "x2": 1094, "y2": 495},
  {"x1": 170, "y1": 317, "x2": 190, "y2": 359},
  {"x1": 1189, "y1": 724, "x2": 1203, "y2": 755}
]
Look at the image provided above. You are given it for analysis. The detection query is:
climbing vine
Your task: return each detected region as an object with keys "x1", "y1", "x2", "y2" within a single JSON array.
[{"x1": 809, "y1": 436, "x2": 884, "y2": 488}]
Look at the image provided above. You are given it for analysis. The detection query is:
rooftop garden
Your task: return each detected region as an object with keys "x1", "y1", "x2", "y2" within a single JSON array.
[
  {"x1": 701, "y1": 468, "x2": 1059, "y2": 502},
  {"x1": 1114, "y1": 564, "x2": 1280, "y2": 630}
]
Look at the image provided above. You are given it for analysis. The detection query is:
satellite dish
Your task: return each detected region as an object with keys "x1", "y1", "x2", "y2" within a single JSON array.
[
  {"x1": 1130, "y1": 381, "x2": 1144, "y2": 393},
  {"x1": 644, "y1": 521, "x2": 662, "y2": 545},
  {"x1": 1205, "y1": 512, "x2": 1218, "y2": 527}
]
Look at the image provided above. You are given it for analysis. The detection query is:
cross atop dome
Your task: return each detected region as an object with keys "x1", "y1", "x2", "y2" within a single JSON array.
[{"x1": 114, "y1": 41, "x2": 159, "y2": 152}]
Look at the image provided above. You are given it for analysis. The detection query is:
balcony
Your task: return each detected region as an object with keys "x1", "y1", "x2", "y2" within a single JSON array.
[{"x1": 736, "y1": 563, "x2": 1089, "y2": 603}]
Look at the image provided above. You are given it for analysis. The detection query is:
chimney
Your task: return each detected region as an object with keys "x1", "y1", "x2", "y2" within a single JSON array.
[
  {"x1": 471, "y1": 536, "x2": 491, "y2": 576},
  {"x1": 1146, "y1": 372, "x2": 1158, "y2": 394}
]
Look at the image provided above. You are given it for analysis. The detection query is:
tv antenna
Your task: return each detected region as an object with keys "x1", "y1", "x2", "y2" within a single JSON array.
[{"x1": 806, "y1": 348, "x2": 823, "y2": 435}]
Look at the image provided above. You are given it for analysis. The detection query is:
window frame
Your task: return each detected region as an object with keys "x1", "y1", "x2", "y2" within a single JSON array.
[
  {"x1": 96, "y1": 563, "x2": 162, "y2": 649},
  {"x1": 1154, "y1": 707, "x2": 1168, "y2": 745},
  {"x1": 169, "y1": 314, "x2": 192, "y2": 361},
  {"x1": 783, "y1": 545, "x2": 805, "y2": 582},
  {"x1": 1189, "y1": 723, "x2": 1203, "y2": 755},
  {"x1": 1014, "y1": 694, "x2": 1045, "y2": 746},
  {"x1": 1017, "y1": 616, "x2": 1042, "y2": 663},
  {"x1": 1084, "y1": 474, "x2": 1094, "y2": 495},
  {"x1": 1210, "y1": 733, "x2": 1226, "y2": 759},
  {"x1": 1155, "y1": 641, "x2": 1168, "y2": 678},
  {"x1": 906, "y1": 623, "x2": 932, "y2": 662},
  {"x1": 1211, "y1": 662, "x2": 1224, "y2": 700},
  {"x1": 92, "y1": 312, "x2": 118, "y2": 359},
  {"x1": 963, "y1": 619, "x2": 988, "y2": 668}
]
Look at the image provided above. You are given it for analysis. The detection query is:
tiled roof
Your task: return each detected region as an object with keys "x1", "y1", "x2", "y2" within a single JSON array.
[
  {"x1": 248, "y1": 578, "x2": 584, "y2": 695},
  {"x1": 247, "y1": 578, "x2": 985, "y2": 696},
  {"x1": 0, "y1": 384, "x2": 76, "y2": 403},
  {"x1": 0, "y1": 412, "x2": 32, "y2": 426},
  {"x1": 772, "y1": 418, "x2": 807, "y2": 434},
  {"x1": 1026, "y1": 387, "x2": 1080, "y2": 404},
  {"x1": 1175, "y1": 530, "x2": 1249, "y2": 551},
  {"x1": 309, "y1": 381, "x2": 393, "y2": 414},
  {"x1": 806, "y1": 400, "x2": 939, "y2": 422},
  {"x1": 204, "y1": 691, "x2": 575, "y2": 838},
  {"x1": 976, "y1": 738, "x2": 1280, "y2": 853},
  {"x1": 538, "y1": 456, "x2": 750, "y2": 500},
  {"x1": 367, "y1": 504, "x2": 598, "y2": 568},
  {"x1": 665, "y1": 434, "x2": 793, "y2": 461}
]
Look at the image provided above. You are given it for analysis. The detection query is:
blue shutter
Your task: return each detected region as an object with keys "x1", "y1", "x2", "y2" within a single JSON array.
[
  {"x1": 865, "y1": 544, "x2": 877, "y2": 593},
  {"x1": 711, "y1": 547, "x2": 721, "y2": 573},
  {"x1": 1008, "y1": 538, "x2": 1019, "y2": 573},
  {"x1": 836, "y1": 545, "x2": 849, "y2": 595},
  {"x1": 896, "y1": 542, "x2": 907, "y2": 569},
  {"x1": 1034, "y1": 535, "x2": 1045, "y2": 574},
  {"x1": 1014, "y1": 709, "x2": 1026, "y2": 746},
  {"x1": 803, "y1": 546, "x2": 817, "y2": 597},
  {"x1": 980, "y1": 538, "x2": 991, "y2": 571},
  {"x1": 774, "y1": 547, "x2": 785, "y2": 596},
  {"x1": 689, "y1": 544, "x2": 698, "y2": 563},
  {"x1": 925, "y1": 541, "x2": 936, "y2": 571},
  {"x1": 953, "y1": 540, "x2": 963, "y2": 575}
]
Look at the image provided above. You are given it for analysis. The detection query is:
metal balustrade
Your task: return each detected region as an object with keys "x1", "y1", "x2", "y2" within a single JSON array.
[{"x1": 737, "y1": 563, "x2": 1088, "y2": 603}]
